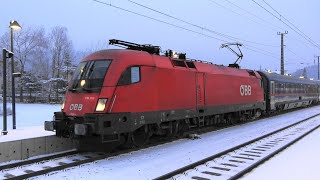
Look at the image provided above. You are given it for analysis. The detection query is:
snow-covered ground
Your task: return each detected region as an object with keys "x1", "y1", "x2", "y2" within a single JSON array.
[
  {"x1": 242, "y1": 127, "x2": 320, "y2": 180},
  {"x1": 0, "y1": 103, "x2": 61, "y2": 129},
  {"x1": 29, "y1": 106, "x2": 319, "y2": 180},
  {"x1": 0, "y1": 103, "x2": 60, "y2": 141}
]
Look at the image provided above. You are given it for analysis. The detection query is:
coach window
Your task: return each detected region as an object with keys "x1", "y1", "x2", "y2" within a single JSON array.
[{"x1": 117, "y1": 66, "x2": 141, "y2": 86}]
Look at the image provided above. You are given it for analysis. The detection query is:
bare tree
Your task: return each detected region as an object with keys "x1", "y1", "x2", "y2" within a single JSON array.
[
  {"x1": 49, "y1": 26, "x2": 73, "y2": 102},
  {"x1": 0, "y1": 26, "x2": 48, "y2": 102}
]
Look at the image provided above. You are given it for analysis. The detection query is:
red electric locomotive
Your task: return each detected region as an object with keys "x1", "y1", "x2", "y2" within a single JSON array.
[{"x1": 45, "y1": 39, "x2": 265, "y2": 147}]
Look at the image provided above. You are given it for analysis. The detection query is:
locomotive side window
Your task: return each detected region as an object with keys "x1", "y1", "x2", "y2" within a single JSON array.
[
  {"x1": 118, "y1": 66, "x2": 141, "y2": 86},
  {"x1": 186, "y1": 62, "x2": 196, "y2": 68},
  {"x1": 131, "y1": 67, "x2": 140, "y2": 83},
  {"x1": 172, "y1": 60, "x2": 187, "y2": 67}
]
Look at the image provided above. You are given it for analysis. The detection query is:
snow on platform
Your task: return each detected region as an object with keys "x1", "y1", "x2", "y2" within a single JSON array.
[
  {"x1": 0, "y1": 103, "x2": 61, "y2": 129},
  {"x1": 0, "y1": 103, "x2": 75, "y2": 163},
  {"x1": 0, "y1": 103, "x2": 60, "y2": 142},
  {"x1": 0, "y1": 126, "x2": 54, "y2": 143}
]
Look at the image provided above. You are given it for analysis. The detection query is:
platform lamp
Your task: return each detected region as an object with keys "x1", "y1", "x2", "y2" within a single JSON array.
[{"x1": 9, "y1": 20, "x2": 21, "y2": 129}]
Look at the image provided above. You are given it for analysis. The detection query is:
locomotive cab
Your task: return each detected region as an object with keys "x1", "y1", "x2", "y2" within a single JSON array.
[{"x1": 45, "y1": 49, "x2": 154, "y2": 143}]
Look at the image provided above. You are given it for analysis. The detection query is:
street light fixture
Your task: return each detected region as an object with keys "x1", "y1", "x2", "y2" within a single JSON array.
[
  {"x1": 9, "y1": 20, "x2": 21, "y2": 130},
  {"x1": 9, "y1": 20, "x2": 21, "y2": 30}
]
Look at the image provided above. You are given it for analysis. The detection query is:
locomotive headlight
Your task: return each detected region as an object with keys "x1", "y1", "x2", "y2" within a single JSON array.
[
  {"x1": 95, "y1": 98, "x2": 108, "y2": 112},
  {"x1": 61, "y1": 102, "x2": 65, "y2": 110},
  {"x1": 80, "y1": 80, "x2": 86, "y2": 87}
]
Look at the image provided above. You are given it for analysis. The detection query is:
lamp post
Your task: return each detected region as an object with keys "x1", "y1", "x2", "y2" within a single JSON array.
[
  {"x1": 9, "y1": 20, "x2": 21, "y2": 130},
  {"x1": 2, "y1": 49, "x2": 14, "y2": 135}
]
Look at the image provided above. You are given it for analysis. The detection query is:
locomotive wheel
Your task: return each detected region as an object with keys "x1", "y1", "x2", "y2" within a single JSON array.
[
  {"x1": 227, "y1": 114, "x2": 237, "y2": 125},
  {"x1": 131, "y1": 126, "x2": 150, "y2": 147},
  {"x1": 177, "y1": 120, "x2": 188, "y2": 137},
  {"x1": 166, "y1": 121, "x2": 179, "y2": 138},
  {"x1": 172, "y1": 121, "x2": 179, "y2": 137}
]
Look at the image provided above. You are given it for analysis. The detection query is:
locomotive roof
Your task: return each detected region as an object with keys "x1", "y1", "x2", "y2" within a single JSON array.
[
  {"x1": 83, "y1": 49, "x2": 262, "y2": 79},
  {"x1": 258, "y1": 71, "x2": 319, "y2": 85}
]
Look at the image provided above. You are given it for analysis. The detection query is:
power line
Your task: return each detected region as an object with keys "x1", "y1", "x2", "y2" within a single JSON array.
[
  {"x1": 251, "y1": 0, "x2": 320, "y2": 50},
  {"x1": 127, "y1": 0, "x2": 278, "y2": 47},
  {"x1": 92, "y1": 0, "x2": 227, "y2": 42},
  {"x1": 244, "y1": 45, "x2": 278, "y2": 59},
  {"x1": 92, "y1": 0, "x2": 279, "y2": 61},
  {"x1": 126, "y1": 0, "x2": 234, "y2": 41},
  {"x1": 287, "y1": 48, "x2": 309, "y2": 62},
  {"x1": 208, "y1": 0, "x2": 314, "y2": 62},
  {"x1": 215, "y1": 0, "x2": 315, "y2": 53},
  {"x1": 220, "y1": 0, "x2": 283, "y2": 32},
  {"x1": 261, "y1": 0, "x2": 320, "y2": 49}
]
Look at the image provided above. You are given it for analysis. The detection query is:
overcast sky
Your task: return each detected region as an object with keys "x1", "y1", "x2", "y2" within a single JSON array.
[{"x1": 1, "y1": 0, "x2": 319, "y2": 73}]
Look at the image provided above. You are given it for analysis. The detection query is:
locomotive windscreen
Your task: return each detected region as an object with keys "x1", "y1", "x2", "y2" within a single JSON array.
[{"x1": 69, "y1": 60, "x2": 111, "y2": 92}]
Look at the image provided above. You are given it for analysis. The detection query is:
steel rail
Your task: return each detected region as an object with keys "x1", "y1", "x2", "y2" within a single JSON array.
[
  {"x1": 0, "y1": 150, "x2": 78, "y2": 171},
  {"x1": 155, "y1": 113, "x2": 320, "y2": 180},
  {"x1": 0, "y1": 151, "x2": 107, "y2": 179}
]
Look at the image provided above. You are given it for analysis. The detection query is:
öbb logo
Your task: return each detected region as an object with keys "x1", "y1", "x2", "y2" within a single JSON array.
[
  {"x1": 69, "y1": 104, "x2": 83, "y2": 111},
  {"x1": 240, "y1": 85, "x2": 252, "y2": 96}
]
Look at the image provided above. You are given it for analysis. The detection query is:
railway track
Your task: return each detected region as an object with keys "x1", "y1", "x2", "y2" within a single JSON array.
[
  {"x1": 0, "y1": 135, "x2": 175, "y2": 179},
  {"x1": 1, "y1": 111, "x2": 318, "y2": 179},
  {"x1": 155, "y1": 114, "x2": 320, "y2": 180},
  {"x1": 0, "y1": 150, "x2": 109, "y2": 179}
]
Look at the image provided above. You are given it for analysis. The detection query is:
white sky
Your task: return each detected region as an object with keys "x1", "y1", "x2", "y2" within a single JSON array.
[{"x1": 1, "y1": 0, "x2": 319, "y2": 73}]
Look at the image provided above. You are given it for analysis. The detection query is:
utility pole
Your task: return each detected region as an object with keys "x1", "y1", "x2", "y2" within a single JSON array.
[
  {"x1": 315, "y1": 55, "x2": 320, "y2": 80},
  {"x1": 277, "y1": 31, "x2": 288, "y2": 75}
]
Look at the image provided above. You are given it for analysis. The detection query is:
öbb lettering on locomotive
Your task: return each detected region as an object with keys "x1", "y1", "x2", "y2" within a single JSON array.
[
  {"x1": 240, "y1": 85, "x2": 252, "y2": 96},
  {"x1": 44, "y1": 39, "x2": 320, "y2": 149}
]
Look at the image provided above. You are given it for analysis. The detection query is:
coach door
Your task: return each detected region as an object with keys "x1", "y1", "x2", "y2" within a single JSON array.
[
  {"x1": 270, "y1": 81, "x2": 276, "y2": 110},
  {"x1": 196, "y1": 73, "x2": 205, "y2": 108}
]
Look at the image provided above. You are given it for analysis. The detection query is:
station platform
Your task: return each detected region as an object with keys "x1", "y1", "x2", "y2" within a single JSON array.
[{"x1": 0, "y1": 126, "x2": 76, "y2": 163}]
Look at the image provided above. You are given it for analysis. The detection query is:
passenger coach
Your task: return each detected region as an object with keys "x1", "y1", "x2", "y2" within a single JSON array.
[{"x1": 258, "y1": 71, "x2": 319, "y2": 112}]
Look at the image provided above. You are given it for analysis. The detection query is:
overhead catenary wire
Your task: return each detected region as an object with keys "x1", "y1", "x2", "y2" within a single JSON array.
[
  {"x1": 127, "y1": 0, "x2": 278, "y2": 47},
  {"x1": 261, "y1": 0, "x2": 320, "y2": 49},
  {"x1": 92, "y1": 0, "x2": 227, "y2": 42},
  {"x1": 221, "y1": 0, "x2": 284, "y2": 32},
  {"x1": 209, "y1": 0, "x2": 315, "y2": 61},
  {"x1": 244, "y1": 45, "x2": 278, "y2": 60},
  {"x1": 92, "y1": 0, "x2": 281, "y2": 61},
  {"x1": 92, "y1": 0, "x2": 227, "y2": 43},
  {"x1": 287, "y1": 48, "x2": 310, "y2": 62},
  {"x1": 251, "y1": 0, "x2": 320, "y2": 50}
]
